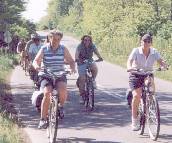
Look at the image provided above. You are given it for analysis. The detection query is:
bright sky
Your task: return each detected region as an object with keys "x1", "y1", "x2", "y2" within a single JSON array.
[{"x1": 22, "y1": 0, "x2": 49, "y2": 23}]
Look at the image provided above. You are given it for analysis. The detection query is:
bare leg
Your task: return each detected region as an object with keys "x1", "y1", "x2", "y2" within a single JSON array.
[
  {"x1": 91, "y1": 63, "x2": 98, "y2": 79},
  {"x1": 41, "y1": 85, "x2": 52, "y2": 119},
  {"x1": 78, "y1": 75, "x2": 86, "y2": 96},
  {"x1": 57, "y1": 81, "x2": 67, "y2": 106},
  {"x1": 132, "y1": 88, "x2": 142, "y2": 119}
]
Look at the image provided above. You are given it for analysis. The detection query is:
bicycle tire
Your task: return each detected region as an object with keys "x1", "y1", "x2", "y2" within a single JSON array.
[
  {"x1": 86, "y1": 79, "x2": 94, "y2": 110},
  {"x1": 48, "y1": 98, "x2": 59, "y2": 143},
  {"x1": 147, "y1": 95, "x2": 160, "y2": 141},
  {"x1": 138, "y1": 98, "x2": 146, "y2": 135}
]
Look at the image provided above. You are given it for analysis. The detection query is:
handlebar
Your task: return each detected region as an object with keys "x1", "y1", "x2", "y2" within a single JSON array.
[
  {"x1": 39, "y1": 67, "x2": 71, "y2": 79},
  {"x1": 83, "y1": 58, "x2": 103, "y2": 64},
  {"x1": 127, "y1": 67, "x2": 168, "y2": 76}
]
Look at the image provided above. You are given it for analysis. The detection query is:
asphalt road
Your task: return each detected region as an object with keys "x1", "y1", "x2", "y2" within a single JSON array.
[{"x1": 10, "y1": 35, "x2": 172, "y2": 143}]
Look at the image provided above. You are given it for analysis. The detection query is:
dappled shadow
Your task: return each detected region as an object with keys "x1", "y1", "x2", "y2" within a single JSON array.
[
  {"x1": 12, "y1": 83, "x2": 40, "y2": 128},
  {"x1": 60, "y1": 87, "x2": 131, "y2": 130},
  {"x1": 159, "y1": 134, "x2": 172, "y2": 141},
  {"x1": 156, "y1": 92, "x2": 172, "y2": 126},
  {"x1": 12, "y1": 79, "x2": 172, "y2": 142},
  {"x1": 56, "y1": 137, "x2": 121, "y2": 143}
]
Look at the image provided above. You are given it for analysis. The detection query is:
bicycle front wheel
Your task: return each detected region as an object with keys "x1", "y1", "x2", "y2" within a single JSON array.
[
  {"x1": 86, "y1": 79, "x2": 94, "y2": 110},
  {"x1": 147, "y1": 95, "x2": 160, "y2": 141},
  {"x1": 48, "y1": 98, "x2": 59, "y2": 143}
]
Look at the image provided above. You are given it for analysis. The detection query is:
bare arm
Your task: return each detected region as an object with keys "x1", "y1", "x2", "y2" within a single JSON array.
[
  {"x1": 75, "y1": 46, "x2": 79, "y2": 61},
  {"x1": 64, "y1": 47, "x2": 76, "y2": 73},
  {"x1": 32, "y1": 48, "x2": 43, "y2": 70},
  {"x1": 16, "y1": 43, "x2": 21, "y2": 54},
  {"x1": 94, "y1": 48, "x2": 103, "y2": 59},
  {"x1": 127, "y1": 59, "x2": 134, "y2": 70}
]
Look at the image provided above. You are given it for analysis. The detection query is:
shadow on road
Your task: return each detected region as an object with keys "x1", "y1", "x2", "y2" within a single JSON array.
[
  {"x1": 12, "y1": 83, "x2": 40, "y2": 128},
  {"x1": 157, "y1": 92, "x2": 172, "y2": 126},
  {"x1": 61, "y1": 87, "x2": 131, "y2": 129},
  {"x1": 57, "y1": 137, "x2": 121, "y2": 143},
  {"x1": 13, "y1": 81, "x2": 172, "y2": 142}
]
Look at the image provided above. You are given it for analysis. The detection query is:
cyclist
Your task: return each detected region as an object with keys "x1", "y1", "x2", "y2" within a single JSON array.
[
  {"x1": 28, "y1": 34, "x2": 43, "y2": 84},
  {"x1": 17, "y1": 38, "x2": 26, "y2": 67},
  {"x1": 33, "y1": 30, "x2": 76, "y2": 129},
  {"x1": 127, "y1": 33, "x2": 167, "y2": 131},
  {"x1": 25, "y1": 33, "x2": 37, "y2": 54},
  {"x1": 75, "y1": 35, "x2": 103, "y2": 102}
]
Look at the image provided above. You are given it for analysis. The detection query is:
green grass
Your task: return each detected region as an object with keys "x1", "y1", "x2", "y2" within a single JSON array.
[
  {"x1": 0, "y1": 116, "x2": 21, "y2": 143},
  {"x1": 0, "y1": 53, "x2": 22, "y2": 143}
]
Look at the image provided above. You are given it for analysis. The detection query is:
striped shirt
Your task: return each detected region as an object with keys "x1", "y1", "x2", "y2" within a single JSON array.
[{"x1": 38, "y1": 44, "x2": 65, "y2": 78}]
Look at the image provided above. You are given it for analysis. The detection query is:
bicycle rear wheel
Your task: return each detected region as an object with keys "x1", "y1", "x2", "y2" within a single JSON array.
[
  {"x1": 86, "y1": 79, "x2": 94, "y2": 110},
  {"x1": 48, "y1": 98, "x2": 59, "y2": 143},
  {"x1": 138, "y1": 98, "x2": 146, "y2": 135},
  {"x1": 147, "y1": 95, "x2": 160, "y2": 141}
]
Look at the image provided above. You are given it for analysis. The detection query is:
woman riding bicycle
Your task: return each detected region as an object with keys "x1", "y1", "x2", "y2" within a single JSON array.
[
  {"x1": 33, "y1": 30, "x2": 76, "y2": 129},
  {"x1": 127, "y1": 33, "x2": 167, "y2": 131},
  {"x1": 75, "y1": 35, "x2": 103, "y2": 102}
]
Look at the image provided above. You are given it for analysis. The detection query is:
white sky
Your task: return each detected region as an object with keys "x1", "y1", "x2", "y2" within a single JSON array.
[{"x1": 22, "y1": 0, "x2": 49, "y2": 23}]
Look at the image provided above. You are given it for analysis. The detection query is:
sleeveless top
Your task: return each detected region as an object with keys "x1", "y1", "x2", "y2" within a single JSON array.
[
  {"x1": 77, "y1": 43, "x2": 96, "y2": 63},
  {"x1": 38, "y1": 44, "x2": 65, "y2": 78}
]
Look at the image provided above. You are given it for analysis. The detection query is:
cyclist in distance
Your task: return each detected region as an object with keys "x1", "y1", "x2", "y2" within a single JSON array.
[
  {"x1": 28, "y1": 34, "x2": 43, "y2": 62},
  {"x1": 27, "y1": 34, "x2": 43, "y2": 84},
  {"x1": 75, "y1": 35, "x2": 103, "y2": 102},
  {"x1": 127, "y1": 33, "x2": 167, "y2": 131},
  {"x1": 17, "y1": 38, "x2": 26, "y2": 67},
  {"x1": 33, "y1": 30, "x2": 76, "y2": 129},
  {"x1": 25, "y1": 33, "x2": 37, "y2": 57}
]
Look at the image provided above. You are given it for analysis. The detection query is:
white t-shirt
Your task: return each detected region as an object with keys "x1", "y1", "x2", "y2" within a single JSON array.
[{"x1": 128, "y1": 46, "x2": 161, "y2": 70}]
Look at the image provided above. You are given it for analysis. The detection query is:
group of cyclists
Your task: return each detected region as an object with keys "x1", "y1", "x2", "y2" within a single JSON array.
[{"x1": 17, "y1": 30, "x2": 167, "y2": 132}]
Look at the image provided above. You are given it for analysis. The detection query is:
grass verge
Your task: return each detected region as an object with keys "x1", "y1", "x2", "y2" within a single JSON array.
[{"x1": 0, "y1": 54, "x2": 23, "y2": 143}]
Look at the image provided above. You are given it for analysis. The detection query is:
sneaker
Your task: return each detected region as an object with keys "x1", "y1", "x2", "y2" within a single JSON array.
[
  {"x1": 93, "y1": 80, "x2": 97, "y2": 89},
  {"x1": 38, "y1": 118, "x2": 48, "y2": 129},
  {"x1": 131, "y1": 118, "x2": 140, "y2": 131},
  {"x1": 58, "y1": 106, "x2": 64, "y2": 119}
]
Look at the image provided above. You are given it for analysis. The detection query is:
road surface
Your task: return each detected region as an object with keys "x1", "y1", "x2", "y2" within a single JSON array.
[{"x1": 10, "y1": 35, "x2": 172, "y2": 143}]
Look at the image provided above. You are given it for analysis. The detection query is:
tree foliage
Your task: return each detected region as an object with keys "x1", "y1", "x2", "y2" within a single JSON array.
[
  {"x1": 0, "y1": 0, "x2": 36, "y2": 38},
  {"x1": 40, "y1": 0, "x2": 172, "y2": 67}
]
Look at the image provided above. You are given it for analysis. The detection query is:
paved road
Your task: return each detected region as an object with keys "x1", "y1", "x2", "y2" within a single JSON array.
[{"x1": 10, "y1": 36, "x2": 172, "y2": 143}]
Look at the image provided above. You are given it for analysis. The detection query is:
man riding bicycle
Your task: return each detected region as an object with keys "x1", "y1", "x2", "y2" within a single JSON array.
[
  {"x1": 33, "y1": 30, "x2": 76, "y2": 129},
  {"x1": 75, "y1": 35, "x2": 103, "y2": 103},
  {"x1": 127, "y1": 33, "x2": 167, "y2": 131}
]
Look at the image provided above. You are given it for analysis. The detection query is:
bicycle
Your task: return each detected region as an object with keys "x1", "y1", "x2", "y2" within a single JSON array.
[
  {"x1": 127, "y1": 67, "x2": 167, "y2": 141},
  {"x1": 79, "y1": 59, "x2": 102, "y2": 111},
  {"x1": 39, "y1": 68, "x2": 70, "y2": 143}
]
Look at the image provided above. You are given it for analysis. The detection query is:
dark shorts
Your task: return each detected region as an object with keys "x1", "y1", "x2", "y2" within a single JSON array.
[
  {"x1": 129, "y1": 73, "x2": 145, "y2": 91},
  {"x1": 39, "y1": 75, "x2": 67, "y2": 89}
]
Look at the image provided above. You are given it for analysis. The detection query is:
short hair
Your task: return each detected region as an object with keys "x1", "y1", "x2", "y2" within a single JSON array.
[
  {"x1": 48, "y1": 30, "x2": 63, "y2": 38},
  {"x1": 141, "y1": 33, "x2": 152, "y2": 41}
]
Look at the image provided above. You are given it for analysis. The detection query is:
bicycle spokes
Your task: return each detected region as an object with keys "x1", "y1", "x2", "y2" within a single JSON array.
[
  {"x1": 147, "y1": 96, "x2": 160, "y2": 141},
  {"x1": 48, "y1": 100, "x2": 58, "y2": 143}
]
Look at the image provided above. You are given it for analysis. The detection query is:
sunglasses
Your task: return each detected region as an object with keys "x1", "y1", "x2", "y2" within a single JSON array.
[
  {"x1": 84, "y1": 39, "x2": 91, "y2": 42},
  {"x1": 143, "y1": 40, "x2": 152, "y2": 43}
]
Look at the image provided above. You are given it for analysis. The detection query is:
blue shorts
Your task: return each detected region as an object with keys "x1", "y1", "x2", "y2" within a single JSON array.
[{"x1": 77, "y1": 62, "x2": 96, "y2": 76}]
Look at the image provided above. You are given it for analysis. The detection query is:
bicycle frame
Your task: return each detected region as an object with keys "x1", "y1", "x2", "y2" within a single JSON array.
[
  {"x1": 128, "y1": 68, "x2": 166, "y2": 141},
  {"x1": 85, "y1": 61, "x2": 95, "y2": 110},
  {"x1": 41, "y1": 68, "x2": 69, "y2": 143}
]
